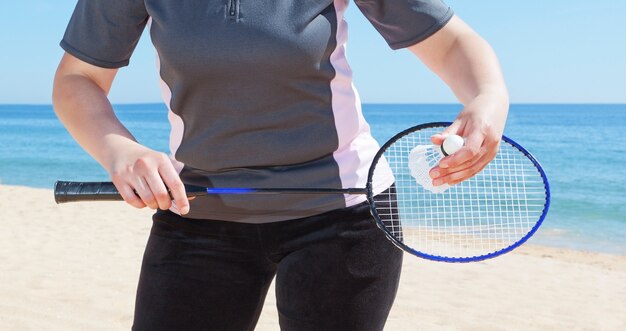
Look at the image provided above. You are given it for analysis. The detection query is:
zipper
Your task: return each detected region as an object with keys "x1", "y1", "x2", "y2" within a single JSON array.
[{"x1": 228, "y1": 0, "x2": 238, "y2": 19}]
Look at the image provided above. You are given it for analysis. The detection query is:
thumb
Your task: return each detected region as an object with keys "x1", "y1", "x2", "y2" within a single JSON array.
[{"x1": 431, "y1": 121, "x2": 461, "y2": 145}]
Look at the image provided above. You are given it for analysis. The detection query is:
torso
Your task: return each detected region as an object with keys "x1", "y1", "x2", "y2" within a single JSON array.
[{"x1": 146, "y1": 0, "x2": 392, "y2": 222}]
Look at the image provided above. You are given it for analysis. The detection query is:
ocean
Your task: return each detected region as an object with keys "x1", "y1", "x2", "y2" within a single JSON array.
[{"x1": 1, "y1": 104, "x2": 625, "y2": 254}]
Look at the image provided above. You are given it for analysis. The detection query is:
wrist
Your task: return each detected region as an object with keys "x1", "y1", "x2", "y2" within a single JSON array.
[{"x1": 97, "y1": 136, "x2": 145, "y2": 174}]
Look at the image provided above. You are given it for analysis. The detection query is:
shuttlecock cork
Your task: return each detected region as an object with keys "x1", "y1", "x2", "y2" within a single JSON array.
[{"x1": 441, "y1": 134, "x2": 464, "y2": 156}]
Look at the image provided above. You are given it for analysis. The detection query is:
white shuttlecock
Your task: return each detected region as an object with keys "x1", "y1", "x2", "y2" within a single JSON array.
[{"x1": 408, "y1": 135, "x2": 464, "y2": 194}]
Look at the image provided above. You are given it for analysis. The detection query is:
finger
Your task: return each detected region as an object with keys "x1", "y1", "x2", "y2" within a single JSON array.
[
  {"x1": 431, "y1": 121, "x2": 462, "y2": 145},
  {"x1": 144, "y1": 172, "x2": 172, "y2": 211},
  {"x1": 438, "y1": 130, "x2": 484, "y2": 169},
  {"x1": 430, "y1": 157, "x2": 473, "y2": 179},
  {"x1": 114, "y1": 182, "x2": 147, "y2": 209},
  {"x1": 436, "y1": 149, "x2": 497, "y2": 186},
  {"x1": 132, "y1": 178, "x2": 159, "y2": 210},
  {"x1": 159, "y1": 164, "x2": 189, "y2": 215}
]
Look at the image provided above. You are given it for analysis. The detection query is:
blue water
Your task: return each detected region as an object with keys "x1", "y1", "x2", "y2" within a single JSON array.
[{"x1": 1, "y1": 104, "x2": 625, "y2": 254}]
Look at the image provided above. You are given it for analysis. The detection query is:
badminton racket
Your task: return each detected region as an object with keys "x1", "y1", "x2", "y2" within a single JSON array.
[{"x1": 54, "y1": 122, "x2": 550, "y2": 262}]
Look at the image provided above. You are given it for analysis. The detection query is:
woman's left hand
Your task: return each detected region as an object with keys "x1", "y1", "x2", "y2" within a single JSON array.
[{"x1": 429, "y1": 93, "x2": 509, "y2": 186}]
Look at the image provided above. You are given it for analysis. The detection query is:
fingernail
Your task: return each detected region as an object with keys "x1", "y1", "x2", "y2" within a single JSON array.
[
  {"x1": 439, "y1": 162, "x2": 448, "y2": 169},
  {"x1": 181, "y1": 206, "x2": 189, "y2": 214},
  {"x1": 433, "y1": 179, "x2": 444, "y2": 186},
  {"x1": 430, "y1": 170, "x2": 440, "y2": 178}
]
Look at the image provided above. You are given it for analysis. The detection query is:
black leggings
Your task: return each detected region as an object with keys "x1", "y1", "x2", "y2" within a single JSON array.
[{"x1": 132, "y1": 199, "x2": 403, "y2": 331}]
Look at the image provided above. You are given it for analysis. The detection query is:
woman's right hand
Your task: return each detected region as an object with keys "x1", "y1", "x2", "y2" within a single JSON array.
[
  {"x1": 105, "y1": 142, "x2": 190, "y2": 215},
  {"x1": 53, "y1": 53, "x2": 190, "y2": 215}
]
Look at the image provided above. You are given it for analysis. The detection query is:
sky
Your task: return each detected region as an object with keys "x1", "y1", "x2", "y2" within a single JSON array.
[{"x1": 0, "y1": 0, "x2": 625, "y2": 104}]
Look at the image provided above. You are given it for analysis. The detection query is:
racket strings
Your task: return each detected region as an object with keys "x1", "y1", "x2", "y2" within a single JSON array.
[{"x1": 371, "y1": 127, "x2": 547, "y2": 260}]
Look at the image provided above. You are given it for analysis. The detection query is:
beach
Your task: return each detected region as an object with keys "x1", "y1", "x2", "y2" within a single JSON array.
[{"x1": 1, "y1": 184, "x2": 624, "y2": 330}]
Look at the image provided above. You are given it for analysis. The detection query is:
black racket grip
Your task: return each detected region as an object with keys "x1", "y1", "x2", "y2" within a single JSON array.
[{"x1": 54, "y1": 181, "x2": 123, "y2": 204}]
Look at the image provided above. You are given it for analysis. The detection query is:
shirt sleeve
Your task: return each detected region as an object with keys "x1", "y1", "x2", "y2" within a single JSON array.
[
  {"x1": 354, "y1": 0, "x2": 454, "y2": 50},
  {"x1": 60, "y1": 0, "x2": 149, "y2": 68}
]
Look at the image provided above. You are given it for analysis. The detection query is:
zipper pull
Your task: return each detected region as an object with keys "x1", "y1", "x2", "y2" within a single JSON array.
[{"x1": 229, "y1": 0, "x2": 236, "y2": 17}]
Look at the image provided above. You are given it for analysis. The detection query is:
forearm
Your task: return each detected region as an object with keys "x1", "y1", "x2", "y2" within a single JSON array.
[
  {"x1": 409, "y1": 16, "x2": 508, "y2": 107},
  {"x1": 438, "y1": 32, "x2": 508, "y2": 107},
  {"x1": 441, "y1": 30, "x2": 509, "y2": 134},
  {"x1": 52, "y1": 72, "x2": 141, "y2": 172}
]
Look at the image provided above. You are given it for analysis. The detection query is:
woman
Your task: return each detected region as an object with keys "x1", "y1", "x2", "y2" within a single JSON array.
[{"x1": 53, "y1": 0, "x2": 508, "y2": 330}]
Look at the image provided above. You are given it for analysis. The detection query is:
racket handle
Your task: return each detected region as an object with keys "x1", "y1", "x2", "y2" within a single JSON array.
[
  {"x1": 54, "y1": 181, "x2": 210, "y2": 204},
  {"x1": 54, "y1": 181, "x2": 123, "y2": 204}
]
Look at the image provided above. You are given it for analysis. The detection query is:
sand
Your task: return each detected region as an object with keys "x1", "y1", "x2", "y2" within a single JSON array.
[{"x1": 1, "y1": 184, "x2": 624, "y2": 330}]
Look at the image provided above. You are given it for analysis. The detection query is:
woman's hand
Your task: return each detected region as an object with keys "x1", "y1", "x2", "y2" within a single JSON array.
[
  {"x1": 53, "y1": 53, "x2": 190, "y2": 214},
  {"x1": 429, "y1": 93, "x2": 509, "y2": 186},
  {"x1": 106, "y1": 141, "x2": 190, "y2": 214}
]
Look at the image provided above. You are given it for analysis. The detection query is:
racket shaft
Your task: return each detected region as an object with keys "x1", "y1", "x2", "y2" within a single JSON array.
[
  {"x1": 53, "y1": 181, "x2": 367, "y2": 203},
  {"x1": 205, "y1": 188, "x2": 367, "y2": 195}
]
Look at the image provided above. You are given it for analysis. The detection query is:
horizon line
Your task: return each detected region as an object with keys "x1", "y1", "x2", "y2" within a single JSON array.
[{"x1": 2, "y1": 102, "x2": 626, "y2": 107}]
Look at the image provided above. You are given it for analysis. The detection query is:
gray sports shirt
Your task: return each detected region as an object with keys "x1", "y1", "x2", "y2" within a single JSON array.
[{"x1": 61, "y1": 0, "x2": 453, "y2": 222}]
